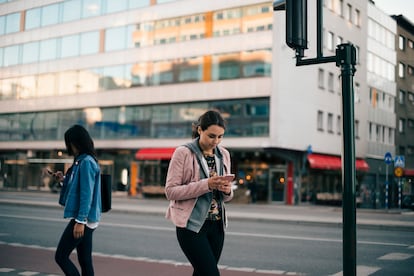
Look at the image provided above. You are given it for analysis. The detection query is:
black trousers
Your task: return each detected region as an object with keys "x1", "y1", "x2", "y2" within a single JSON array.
[
  {"x1": 55, "y1": 219, "x2": 95, "y2": 276},
  {"x1": 176, "y1": 220, "x2": 225, "y2": 276}
]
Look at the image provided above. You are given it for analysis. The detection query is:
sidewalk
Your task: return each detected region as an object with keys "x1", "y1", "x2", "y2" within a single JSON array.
[{"x1": 1, "y1": 190, "x2": 414, "y2": 231}]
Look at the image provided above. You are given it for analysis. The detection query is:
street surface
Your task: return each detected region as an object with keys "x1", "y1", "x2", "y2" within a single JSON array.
[{"x1": 0, "y1": 191, "x2": 413, "y2": 275}]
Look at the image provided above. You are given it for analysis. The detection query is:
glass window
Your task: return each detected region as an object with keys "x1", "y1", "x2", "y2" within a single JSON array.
[
  {"x1": 62, "y1": 0, "x2": 82, "y2": 22},
  {"x1": 354, "y1": 9, "x2": 360, "y2": 27},
  {"x1": 61, "y1": 35, "x2": 80, "y2": 58},
  {"x1": 39, "y1": 39, "x2": 58, "y2": 61},
  {"x1": 317, "y1": 110, "x2": 324, "y2": 130},
  {"x1": 328, "y1": 72, "x2": 334, "y2": 92},
  {"x1": 0, "y1": 16, "x2": 5, "y2": 35},
  {"x1": 41, "y1": 4, "x2": 60, "y2": 27},
  {"x1": 105, "y1": 0, "x2": 127, "y2": 13},
  {"x1": 0, "y1": 48, "x2": 3, "y2": 67},
  {"x1": 399, "y1": 62, "x2": 405, "y2": 78},
  {"x1": 78, "y1": 68, "x2": 101, "y2": 93},
  {"x1": 101, "y1": 65, "x2": 129, "y2": 90},
  {"x1": 6, "y1": 12, "x2": 20, "y2": 34},
  {"x1": 152, "y1": 60, "x2": 174, "y2": 85},
  {"x1": 4, "y1": 45, "x2": 20, "y2": 66},
  {"x1": 129, "y1": 0, "x2": 150, "y2": 9},
  {"x1": 58, "y1": 71, "x2": 79, "y2": 95},
  {"x1": 399, "y1": 35, "x2": 405, "y2": 50},
  {"x1": 82, "y1": 0, "x2": 102, "y2": 18},
  {"x1": 318, "y1": 68, "x2": 324, "y2": 88},
  {"x1": 80, "y1": 31, "x2": 99, "y2": 55},
  {"x1": 399, "y1": 118, "x2": 405, "y2": 133},
  {"x1": 327, "y1": 31, "x2": 334, "y2": 51},
  {"x1": 177, "y1": 57, "x2": 203, "y2": 82},
  {"x1": 37, "y1": 73, "x2": 57, "y2": 97},
  {"x1": 25, "y1": 8, "x2": 41, "y2": 30},
  {"x1": 22, "y1": 41, "x2": 39, "y2": 64},
  {"x1": 130, "y1": 62, "x2": 149, "y2": 87},
  {"x1": 327, "y1": 113, "x2": 333, "y2": 133},
  {"x1": 0, "y1": 77, "x2": 19, "y2": 99},
  {"x1": 19, "y1": 75, "x2": 37, "y2": 99},
  {"x1": 105, "y1": 26, "x2": 126, "y2": 51}
]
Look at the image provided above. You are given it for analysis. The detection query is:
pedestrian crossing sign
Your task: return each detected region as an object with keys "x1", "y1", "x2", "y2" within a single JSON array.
[{"x1": 394, "y1": 155, "x2": 405, "y2": 168}]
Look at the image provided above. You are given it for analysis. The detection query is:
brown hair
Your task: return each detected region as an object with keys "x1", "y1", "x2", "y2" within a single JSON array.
[{"x1": 191, "y1": 110, "x2": 226, "y2": 138}]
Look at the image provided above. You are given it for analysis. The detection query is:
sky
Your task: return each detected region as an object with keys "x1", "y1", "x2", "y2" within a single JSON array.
[{"x1": 373, "y1": 0, "x2": 414, "y2": 24}]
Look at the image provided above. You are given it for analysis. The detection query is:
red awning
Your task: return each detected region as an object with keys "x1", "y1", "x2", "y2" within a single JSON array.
[
  {"x1": 307, "y1": 153, "x2": 369, "y2": 172},
  {"x1": 135, "y1": 148, "x2": 176, "y2": 160},
  {"x1": 404, "y1": 169, "x2": 414, "y2": 176}
]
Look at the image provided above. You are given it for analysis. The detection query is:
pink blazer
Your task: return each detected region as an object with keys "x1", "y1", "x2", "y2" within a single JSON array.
[{"x1": 165, "y1": 145, "x2": 233, "y2": 228}]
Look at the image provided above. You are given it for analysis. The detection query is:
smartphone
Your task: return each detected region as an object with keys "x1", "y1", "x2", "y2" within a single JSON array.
[{"x1": 222, "y1": 174, "x2": 235, "y2": 181}]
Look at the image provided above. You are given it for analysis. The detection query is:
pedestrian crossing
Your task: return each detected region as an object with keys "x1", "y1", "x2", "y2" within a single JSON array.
[{"x1": 0, "y1": 268, "x2": 60, "y2": 276}]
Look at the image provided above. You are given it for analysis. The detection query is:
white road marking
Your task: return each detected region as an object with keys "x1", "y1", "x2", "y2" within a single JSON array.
[
  {"x1": 330, "y1": 265, "x2": 381, "y2": 276},
  {"x1": 378, "y1": 252, "x2": 413, "y2": 260}
]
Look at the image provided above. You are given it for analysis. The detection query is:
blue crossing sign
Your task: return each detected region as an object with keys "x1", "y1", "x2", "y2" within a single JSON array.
[{"x1": 394, "y1": 155, "x2": 405, "y2": 168}]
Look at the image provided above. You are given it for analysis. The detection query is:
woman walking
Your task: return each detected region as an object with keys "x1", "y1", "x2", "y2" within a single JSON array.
[{"x1": 165, "y1": 110, "x2": 234, "y2": 276}]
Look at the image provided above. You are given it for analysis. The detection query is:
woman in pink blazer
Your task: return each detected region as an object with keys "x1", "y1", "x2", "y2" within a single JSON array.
[{"x1": 165, "y1": 110, "x2": 234, "y2": 276}]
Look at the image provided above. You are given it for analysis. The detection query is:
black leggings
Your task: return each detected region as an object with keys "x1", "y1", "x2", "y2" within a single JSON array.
[
  {"x1": 55, "y1": 219, "x2": 95, "y2": 276},
  {"x1": 176, "y1": 220, "x2": 225, "y2": 276}
]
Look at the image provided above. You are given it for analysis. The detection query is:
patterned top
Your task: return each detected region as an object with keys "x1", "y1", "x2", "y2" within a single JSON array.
[{"x1": 204, "y1": 154, "x2": 222, "y2": 221}]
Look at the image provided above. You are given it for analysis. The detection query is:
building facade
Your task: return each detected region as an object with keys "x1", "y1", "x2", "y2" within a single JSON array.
[
  {"x1": 392, "y1": 14, "x2": 414, "y2": 200},
  {"x1": 0, "y1": 0, "x2": 400, "y2": 206}
]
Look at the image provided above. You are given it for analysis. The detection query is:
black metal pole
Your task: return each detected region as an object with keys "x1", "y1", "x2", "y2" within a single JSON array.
[{"x1": 336, "y1": 43, "x2": 357, "y2": 276}]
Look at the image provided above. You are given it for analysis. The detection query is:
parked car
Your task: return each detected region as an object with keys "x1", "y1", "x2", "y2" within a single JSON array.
[{"x1": 402, "y1": 194, "x2": 414, "y2": 210}]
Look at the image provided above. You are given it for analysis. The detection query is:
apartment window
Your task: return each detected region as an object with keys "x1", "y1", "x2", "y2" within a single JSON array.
[
  {"x1": 354, "y1": 82, "x2": 360, "y2": 103},
  {"x1": 399, "y1": 90, "x2": 405, "y2": 104},
  {"x1": 399, "y1": 63, "x2": 405, "y2": 78},
  {"x1": 408, "y1": 119, "x2": 414, "y2": 129},
  {"x1": 336, "y1": 35, "x2": 343, "y2": 46},
  {"x1": 327, "y1": 113, "x2": 334, "y2": 133},
  {"x1": 355, "y1": 120, "x2": 359, "y2": 139},
  {"x1": 129, "y1": 0, "x2": 150, "y2": 9},
  {"x1": 376, "y1": 125, "x2": 381, "y2": 142},
  {"x1": 328, "y1": 72, "x2": 334, "y2": 92},
  {"x1": 407, "y1": 146, "x2": 414, "y2": 156},
  {"x1": 327, "y1": 31, "x2": 334, "y2": 51},
  {"x1": 355, "y1": 45, "x2": 360, "y2": 64},
  {"x1": 62, "y1": 0, "x2": 82, "y2": 22},
  {"x1": 408, "y1": 65, "x2": 414, "y2": 76},
  {"x1": 337, "y1": 115, "x2": 341, "y2": 135},
  {"x1": 389, "y1": 128, "x2": 394, "y2": 144},
  {"x1": 317, "y1": 110, "x2": 324, "y2": 131},
  {"x1": 346, "y1": 4, "x2": 352, "y2": 22},
  {"x1": 408, "y1": 39, "x2": 414, "y2": 49},
  {"x1": 408, "y1": 92, "x2": 414, "y2": 104},
  {"x1": 399, "y1": 118, "x2": 406, "y2": 133},
  {"x1": 354, "y1": 9, "x2": 360, "y2": 27},
  {"x1": 399, "y1": 35, "x2": 406, "y2": 50},
  {"x1": 318, "y1": 68, "x2": 324, "y2": 88},
  {"x1": 368, "y1": 122, "x2": 373, "y2": 140},
  {"x1": 338, "y1": 0, "x2": 344, "y2": 17}
]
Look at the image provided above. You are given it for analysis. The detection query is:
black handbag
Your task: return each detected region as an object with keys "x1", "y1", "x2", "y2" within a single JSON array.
[{"x1": 100, "y1": 174, "x2": 112, "y2": 213}]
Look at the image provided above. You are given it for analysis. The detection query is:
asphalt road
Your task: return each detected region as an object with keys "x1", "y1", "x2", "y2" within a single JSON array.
[{"x1": 1, "y1": 196, "x2": 413, "y2": 276}]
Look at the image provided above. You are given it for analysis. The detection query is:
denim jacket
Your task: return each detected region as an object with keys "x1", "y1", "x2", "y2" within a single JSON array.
[{"x1": 63, "y1": 153, "x2": 101, "y2": 223}]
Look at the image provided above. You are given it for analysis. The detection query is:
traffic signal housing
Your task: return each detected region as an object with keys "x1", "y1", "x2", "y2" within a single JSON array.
[{"x1": 273, "y1": 0, "x2": 308, "y2": 56}]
